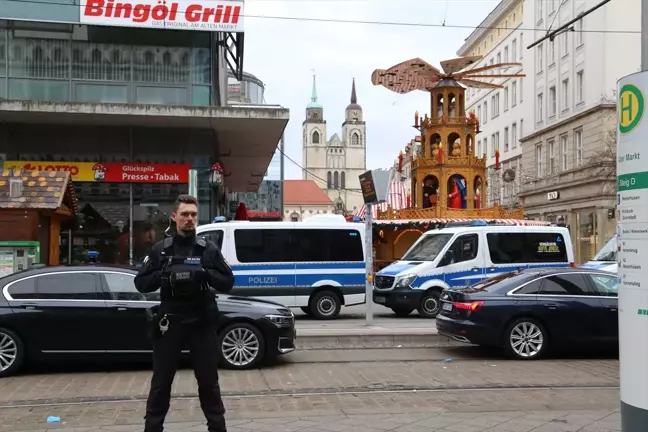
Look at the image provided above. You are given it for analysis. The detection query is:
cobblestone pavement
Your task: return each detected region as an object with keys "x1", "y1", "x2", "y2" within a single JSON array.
[
  {"x1": 0, "y1": 359, "x2": 619, "y2": 405},
  {"x1": 0, "y1": 388, "x2": 621, "y2": 431}
]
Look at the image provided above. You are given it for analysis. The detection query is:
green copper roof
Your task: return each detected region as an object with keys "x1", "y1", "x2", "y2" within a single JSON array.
[{"x1": 307, "y1": 74, "x2": 323, "y2": 109}]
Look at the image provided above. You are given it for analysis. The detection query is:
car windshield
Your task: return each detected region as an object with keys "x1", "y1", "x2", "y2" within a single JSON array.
[
  {"x1": 593, "y1": 236, "x2": 616, "y2": 261},
  {"x1": 401, "y1": 233, "x2": 453, "y2": 261},
  {"x1": 452, "y1": 271, "x2": 536, "y2": 293}
]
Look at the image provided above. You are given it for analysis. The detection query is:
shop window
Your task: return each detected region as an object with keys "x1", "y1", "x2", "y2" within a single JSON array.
[
  {"x1": 577, "y1": 211, "x2": 596, "y2": 263},
  {"x1": 8, "y1": 79, "x2": 70, "y2": 102},
  {"x1": 136, "y1": 86, "x2": 188, "y2": 105},
  {"x1": 75, "y1": 84, "x2": 129, "y2": 103}
]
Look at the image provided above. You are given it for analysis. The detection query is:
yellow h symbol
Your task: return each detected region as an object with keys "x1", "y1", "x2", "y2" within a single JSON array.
[{"x1": 621, "y1": 92, "x2": 635, "y2": 124}]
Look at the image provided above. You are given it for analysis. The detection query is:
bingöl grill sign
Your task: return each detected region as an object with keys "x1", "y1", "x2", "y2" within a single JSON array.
[{"x1": 80, "y1": 0, "x2": 244, "y2": 32}]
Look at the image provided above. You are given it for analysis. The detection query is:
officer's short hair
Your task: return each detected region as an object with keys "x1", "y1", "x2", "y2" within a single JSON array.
[{"x1": 174, "y1": 194, "x2": 198, "y2": 212}]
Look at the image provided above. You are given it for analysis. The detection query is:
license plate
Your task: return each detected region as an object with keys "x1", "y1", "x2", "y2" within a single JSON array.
[
  {"x1": 442, "y1": 302, "x2": 453, "y2": 311},
  {"x1": 375, "y1": 296, "x2": 385, "y2": 304}
]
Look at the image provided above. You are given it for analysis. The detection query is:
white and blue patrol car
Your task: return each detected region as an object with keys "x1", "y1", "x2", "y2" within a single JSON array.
[
  {"x1": 373, "y1": 220, "x2": 575, "y2": 318},
  {"x1": 196, "y1": 215, "x2": 366, "y2": 319},
  {"x1": 580, "y1": 235, "x2": 617, "y2": 273}
]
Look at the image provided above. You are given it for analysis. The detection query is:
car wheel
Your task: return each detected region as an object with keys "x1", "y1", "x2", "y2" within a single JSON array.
[
  {"x1": 503, "y1": 318, "x2": 548, "y2": 360},
  {"x1": 0, "y1": 327, "x2": 24, "y2": 378},
  {"x1": 391, "y1": 307, "x2": 413, "y2": 317},
  {"x1": 309, "y1": 290, "x2": 342, "y2": 320},
  {"x1": 417, "y1": 291, "x2": 441, "y2": 318},
  {"x1": 218, "y1": 322, "x2": 265, "y2": 370}
]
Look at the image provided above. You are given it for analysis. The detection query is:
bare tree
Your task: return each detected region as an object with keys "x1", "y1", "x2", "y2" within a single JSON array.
[{"x1": 585, "y1": 127, "x2": 616, "y2": 185}]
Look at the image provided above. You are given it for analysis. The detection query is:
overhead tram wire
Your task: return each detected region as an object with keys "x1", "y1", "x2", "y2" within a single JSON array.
[{"x1": 0, "y1": 0, "x2": 640, "y2": 35}]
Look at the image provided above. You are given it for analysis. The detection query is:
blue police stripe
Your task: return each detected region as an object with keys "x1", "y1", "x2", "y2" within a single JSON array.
[{"x1": 231, "y1": 262, "x2": 365, "y2": 271}]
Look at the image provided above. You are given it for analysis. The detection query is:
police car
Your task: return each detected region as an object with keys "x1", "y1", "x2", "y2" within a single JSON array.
[
  {"x1": 373, "y1": 220, "x2": 575, "y2": 318},
  {"x1": 196, "y1": 215, "x2": 366, "y2": 319},
  {"x1": 580, "y1": 235, "x2": 617, "y2": 273}
]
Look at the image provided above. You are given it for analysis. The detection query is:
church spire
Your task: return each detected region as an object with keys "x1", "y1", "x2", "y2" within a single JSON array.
[
  {"x1": 307, "y1": 73, "x2": 322, "y2": 108},
  {"x1": 350, "y1": 78, "x2": 357, "y2": 104}
]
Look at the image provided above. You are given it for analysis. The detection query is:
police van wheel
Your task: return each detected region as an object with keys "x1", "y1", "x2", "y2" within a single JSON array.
[
  {"x1": 218, "y1": 323, "x2": 265, "y2": 370},
  {"x1": 417, "y1": 291, "x2": 441, "y2": 318},
  {"x1": 310, "y1": 290, "x2": 341, "y2": 320}
]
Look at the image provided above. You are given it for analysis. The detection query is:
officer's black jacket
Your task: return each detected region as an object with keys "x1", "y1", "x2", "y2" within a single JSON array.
[{"x1": 134, "y1": 234, "x2": 234, "y2": 312}]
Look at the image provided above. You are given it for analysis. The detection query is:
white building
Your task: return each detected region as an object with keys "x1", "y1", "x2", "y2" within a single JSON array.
[
  {"x1": 519, "y1": 0, "x2": 640, "y2": 263},
  {"x1": 391, "y1": 136, "x2": 421, "y2": 203},
  {"x1": 302, "y1": 76, "x2": 367, "y2": 214},
  {"x1": 458, "y1": 0, "x2": 525, "y2": 209}
]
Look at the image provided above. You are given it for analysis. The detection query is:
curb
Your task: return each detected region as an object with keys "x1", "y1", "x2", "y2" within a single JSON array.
[{"x1": 294, "y1": 331, "x2": 453, "y2": 349}]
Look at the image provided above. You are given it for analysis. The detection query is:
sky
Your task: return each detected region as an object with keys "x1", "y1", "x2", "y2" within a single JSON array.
[{"x1": 241, "y1": 0, "x2": 500, "y2": 180}]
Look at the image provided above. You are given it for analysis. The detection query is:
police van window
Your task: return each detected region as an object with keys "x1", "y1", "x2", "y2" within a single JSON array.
[
  {"x1": 445, "y1": 234, "x2": 479, "y2": 264},
  {"x1": 293, "y1": 229, "x2": 363, "y2": 262},
  {"x1": 486, "y1": 232, "x2": 568, "y2": 264},
  {"x1": 201, "y1": 230, "x2": 224, "y2": 249},
  {"x1": 234, "y1": 229, "x2": 292, "y2": 263},
  {"x1": 6, "y1": 278, "x2": 37, "y2": 300},
  {"x1": 402, "y1": 234, "x2": 453, "y2": 261},
  {"x1": 37, "y1": 273, "x2": 99, "y2": 300},
  {"x1": 102, "y1": 272, "x2": 147, "y2": 301},
  {"x1": 539, "y1": 274, "x2": 589, "y2": 296}
]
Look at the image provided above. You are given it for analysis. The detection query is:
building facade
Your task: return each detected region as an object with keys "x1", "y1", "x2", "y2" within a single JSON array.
[
  {"x1": 0, "y1": 3, "x2": 289, "y2": 266},
  {"x1": 283, "y1": 180, "x2": 334, "y2": 221},
  {"x1": 458, "y1": 0, "x2": 525, "y2": 209},
  {"x1": 302, "y1": 76, "x2": 366, "y2": 214},
  {"x1": 519, "y1": 0, "x2": 640, "y2": 263},
  {"x1": 391, "y1": 136, "x2": 421, "y2": 203}
]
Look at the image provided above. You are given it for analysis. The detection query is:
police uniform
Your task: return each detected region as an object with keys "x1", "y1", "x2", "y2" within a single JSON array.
[{"x1": 135, "y1": 233, "x2": 235, "y2": 432}]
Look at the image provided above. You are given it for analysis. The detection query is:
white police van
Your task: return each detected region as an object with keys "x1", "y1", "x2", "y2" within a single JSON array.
[
  {"x1": 196, "y1": 215, "x2": 366, "y2": 319},
  {"x1": 373, "y1": 220, "x2": 574, "y2": 318},
  {"x1": 581, "y1": 235, "x2": 617, "y2": 273}
]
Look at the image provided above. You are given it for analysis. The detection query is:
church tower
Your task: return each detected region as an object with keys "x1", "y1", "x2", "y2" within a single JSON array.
[
  {"x1": 338, "y1": 78, "x2": 366, "y2": 213},
  {"x1": 302, "y1": 74, "x2": 327, "y2": 186}
]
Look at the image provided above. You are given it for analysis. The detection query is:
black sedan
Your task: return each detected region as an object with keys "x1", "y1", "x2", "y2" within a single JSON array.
[
  {"x1": 436, "y1": 268, "x2": 618, "y2": 359},
  {"x1": 0, "y1": 266, "x2": 296, "y2": 377}
]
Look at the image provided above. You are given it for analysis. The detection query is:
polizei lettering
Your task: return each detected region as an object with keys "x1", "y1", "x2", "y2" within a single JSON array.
[
  {"x1": 248, "y1": 276, "x2": 278, "y2": 285},
  {"x1": 83, "y1": 0, "x2": 241, "y2": 26}
]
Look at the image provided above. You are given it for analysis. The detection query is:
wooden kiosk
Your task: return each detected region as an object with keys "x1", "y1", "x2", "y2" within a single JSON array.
[{"x1": 370, "y1": 56, "x2": 534, "y2": 268}]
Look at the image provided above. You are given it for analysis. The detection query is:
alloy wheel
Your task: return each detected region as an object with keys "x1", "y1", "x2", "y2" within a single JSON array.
[
  {"x1": 509, "y1": 322, "x2": 544, "y2": 358},
  {"x1": 0, "y1": 332, "x2": 17, "y2": 372},
  {"x1": 221, "y1": 327, "x2": 260, "y2": 367}
]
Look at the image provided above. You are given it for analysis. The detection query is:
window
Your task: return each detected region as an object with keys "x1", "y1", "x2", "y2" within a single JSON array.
[
  {"x1": 512, "y1": 123, "x2": 517, "y2": 149},
  {"x1": 341, "y1": 172, "x2": 346, "y2": 189},
  {"x1": 37, "y1": 273, "x2": 99, "y2": 300},
  {"x1": 549, "y1": 139, "x2": 556, "y2": 174},
  {"x1": 590, "y1": 274, "x2": 618, "y2": 297},
  {"x1": 7, "y1": 278, "x2": 37, "y2": 300},
  {"x1": 537, "y1": 44, "x2": 543, "y2": 72},
  {"x1": 491, "y1": 94, "x2": 499, "y2": 118},
  {"x1": 512, "y1": 81, "x2": 517, "y2": 106},
  {"x1": 486, "y1": 232, "x2": 568, "y2": 264},
  {"x1": 520, "y1": 33, "x2": 524, "y2": 58},
  {"x1": 102, "y1": 272, "x2": 154, "y2": 301},
  {"x1": 549, "y1": 86, "x2": 556, "y2": 117},
  {"x1": 536, "y1": 144, "x2": 543, "y2": 176},
  {"x1": 477, "y1": 140, "x2": 482, "y2": 157},
  {"x1": 575, "y1": 130, "x2": 583, "y2": 166},
  {"x1": 560, "y1": 135, "x2": 568, "y2": 171},
  {"x1": 537, "y1": 93, "x2": 544, "y2": 122},
  {"x1": 497, "y1": 52, "x2": 501, "y2": 64},
  {"x1": 539, "y1": 274, "x2": 589, "y2": 296},
  {"x1": 402, "y1": 234, "x2": 453, "y2": 261},
  {"x1": 293, "y1": 229, "x2": 363, "y2": 262},
  {"x1": 562, "y1": 31, "x2": 569, "y2": 56},
  {"x1": 562, "y1": 79, "x2": 569, "y2": 111},
  {"x1": 483, "y1": 101, "x2": 488, "y2": 123},
  {"x1": 504, "y1": 127, "x2": 509, "y2": 152},
  {"x1": 576, "y1": 71, "x2": 584, "y2": 103},
  {"x1": 549, "y1": 41, "x2": 555, "y2": 64},
  {"x1": 576, "y1": 19, "x2": 584, "y2": 46},
  {"x1": 327, "y1": 171, "x2": 332, "y2": 188},
  {"x1": 515, "y1": 280, "x2": 543, "y2": 295},
  {"x1": 504, "y1": 46, "x2": 509, "y2": 63},
  {"x1": 520, "y1": 119, "x2": 524, "y2": 138},
  {"x1": 477, "y1": 105, "x2": 481, "y2": 121},
  {"x1": 442, "y1": 234, "x2": 479, "y2": 265},
  {"x1": 504, "y1": 86, "x2": 509, "y2": 111},
  {"x1": 201, "y1": 229, "x2": 224, "y2": 249},
  {"x1": 234, "y1": 229, "x2": 292, "y2": 263},
  {"x1": 512, "y1": 39, "x2": 518, "y2": 62},
  {"x1": 550, "y1": 0, "x2": 556, "y2": 13},
  {"x1": 312, "y1": 130, "x2": 320, "y2": 144},
  {"x1": 483, "y1": 137, "x2": 488, "y2": 157},
  {"x1": 537, "y1": 0, "x2": 543, "y2": 19},
  {"x1": 351, "y1": 133, "x2": 359, "y2": 145},
  {"x1": 491, "y1": 133, "x2": 499, "y2": 156},
  {"x1": 520, "y1": 78, "x2": 523, "y2": 101}
]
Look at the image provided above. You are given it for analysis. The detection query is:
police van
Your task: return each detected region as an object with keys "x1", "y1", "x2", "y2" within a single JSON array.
[
  {"x1": 196, "y1": 215, "x2": 365, "y2": 319},
  {"x1": 373, "y1": 221, "x2": 574, "y2": 318},
  {"x1": 581, "y1": 235, "x2": 617, "y2": 273}
]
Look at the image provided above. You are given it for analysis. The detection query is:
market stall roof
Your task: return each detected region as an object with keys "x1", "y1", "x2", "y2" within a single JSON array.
[
  {"x1": 373, "y1": 218, "x2": 551, "y2": 226},
  {"x1": 355, "y1": 182, "x2": 407, "y2": 219},
  {"x1": 0, "y1": 168, "x2": 78, "y2": 216}
]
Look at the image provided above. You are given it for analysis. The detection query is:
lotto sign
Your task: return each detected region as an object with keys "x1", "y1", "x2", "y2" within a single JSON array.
[{"x1": 619, "y1": 84, "x2": 645, "y2": 134}]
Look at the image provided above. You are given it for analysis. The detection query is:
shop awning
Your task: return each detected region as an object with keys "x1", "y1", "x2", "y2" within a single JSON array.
[
  {"x1": 373, "y1": 218, "x2": 551, "y2": 226},
  {"x1": 0, "y1": 100, "x2": 289, "y2": 192}
]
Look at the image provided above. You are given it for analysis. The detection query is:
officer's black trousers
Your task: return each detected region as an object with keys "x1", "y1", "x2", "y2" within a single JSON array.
[{"x1": 144, "y1": 317, "x2": 226, "y2": 432}]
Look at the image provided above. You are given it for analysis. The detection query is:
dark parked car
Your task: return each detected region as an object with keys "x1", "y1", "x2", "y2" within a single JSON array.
[
  {"x1": 436, "y1": 268, "x2": 618, "y2": 359},
  {"x1": 0, "y1": 266, "x2": 296, "y2": 377}
]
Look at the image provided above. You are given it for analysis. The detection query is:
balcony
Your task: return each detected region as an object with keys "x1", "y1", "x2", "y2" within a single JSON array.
[
  {"x1": 412, "y1": 155, "x2": 487, "y2": 170},
  {"x1": 378, "y1": 204, "x2": 524, "y2": 220}
]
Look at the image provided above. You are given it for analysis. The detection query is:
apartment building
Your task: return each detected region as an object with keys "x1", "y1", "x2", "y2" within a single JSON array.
[
  {"x1": 519, "y1": 0, "x2": 640, "y2": 263},
  {"x1": 458, "y1": 0, "x2": 525, "y2": 209}
]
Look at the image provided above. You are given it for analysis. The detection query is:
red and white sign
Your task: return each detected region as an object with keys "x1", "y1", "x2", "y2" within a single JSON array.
[
  {"x1": 93, "y1": 163, "x2": 192, "y2": 183},
  {"x1": 79, "y1": 0, "x2": 244, "y2": 32}
]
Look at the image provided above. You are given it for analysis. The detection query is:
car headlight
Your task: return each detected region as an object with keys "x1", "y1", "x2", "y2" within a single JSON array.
[
  {"x1": 265, "y1": 314, "x2": 294, "y2": 326},
  {"x1": 395, "y1": 274, "x2": 417, "y2": 288}
]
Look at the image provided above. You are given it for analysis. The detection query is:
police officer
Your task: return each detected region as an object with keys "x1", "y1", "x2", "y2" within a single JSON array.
[{"x1": 135, "y1": 194, "x2": 234, "y2": 432}]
